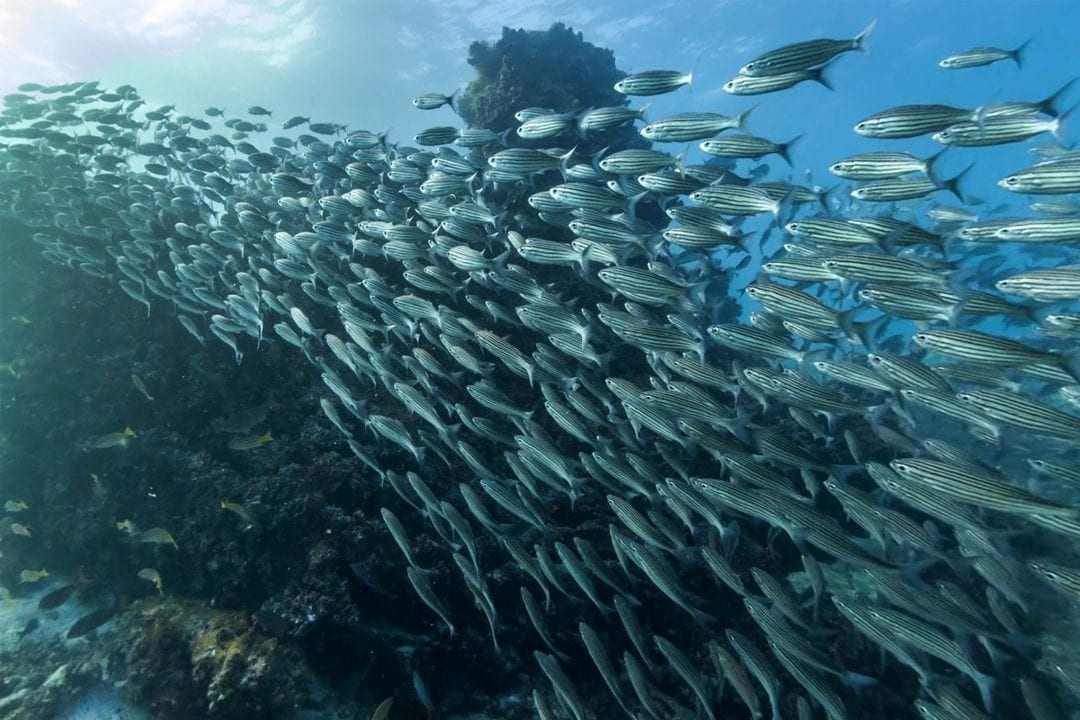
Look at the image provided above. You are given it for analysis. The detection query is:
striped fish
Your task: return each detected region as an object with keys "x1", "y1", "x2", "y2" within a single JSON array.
[
  {"x1": 690, "y1": 185, "x2": 781, "y2": 216},
  {"x1": 996, "y1": 267, "x2": 1080, "y2": 301},
  {"x1": 614, "y1": 69, "x2": 693, "y2": 96},
  {"x1": 521, "y1": 586, "x2": 567, "y2": 659},
  {"x1": 534, "y1": 652, "x2": 586, "y2": 720},
  {"x1": 865, "y1": 606, "x2": 995, "y2": 711},
  {"x1": 999, "y1": 158, "x2": 1080, "y2": 194},
  {"x1": 740, "y1": 20, "x2": 875, "y2": 76},
  {"x1": 640, "y1": 109, "x2": 752, "y2": 142},
  {"x1": 956, "y1": 389, "x2": 1080, "y2": 438},
  {"x1": 889, "y1": 457, "x2": 1076, "y2": 517},
  {"x1": 599, "y1": 148, "x2": 679, "y2": 174},
  {"x1": 577, "y1": 105, "x2": 648, "y2": 133},
  {"x1": 578, "y1": 622, "x2": 635, "y2": 717},
  {"x1": 855, "y1": 104, "x2": 977, "y2": 138},
  {"x1": 939, "y1": 41, "x2": 1028, "y2": 69},
  {"x1": 726, "y1": 629, "x2": 782, "y2": 720},
  {"x1": 405, "y1": 566, "x2": 454, "y2": 637},
  {"x1": 934, "y1": 113, "x2": 1063, "y2": 147},
  {"x1": 709, "y1": 640, "x2": 763, "y2": 719},
  {"x1": 851, "y1": 168, "x2": 970, "y2": 202},
  {"x1": 724, "y1": 65, "x2": 832, "y2": 95},
  {"x1": 829, "y1": 150, "x2": 941, "y2": 180},
  {"x1": 654, "y1": 635, "x2": 718, "y2": 720},
  {"x1": 700, "y1": 133, "x2": 801, "y2": 165}
]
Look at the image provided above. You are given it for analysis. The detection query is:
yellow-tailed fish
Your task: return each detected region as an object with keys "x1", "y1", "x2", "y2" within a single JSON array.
[
  {"x1": 10, "y1": 523, "x2": 31, "y2": 538},
  {"x1": 137, "y1": 527, "x2": 178, "y2": 549},
  {"x1": 19, "y1": 568, "x2": 48, "y2": 583},
  {"x1": 137, "y1": 567, "x2": 163, "y2": 594},
  {"x1": 227, "y1": 431, "x2": 273, "y2": 451},
  {"x1": 220, "y1": 500, "x2": 257, "y2": 526},
  {"x1": 116, "y1": 519, "x2": 138, "y2": 535},
  {"x1": 88, "y1": 426, "x2": 136, "y2": 449},
  {"x1": 132, "y1": 374, "x2": 154, "y2": 401},
  {"x1": 4, "y1": 500, "x2": 28, "y2": 512}
]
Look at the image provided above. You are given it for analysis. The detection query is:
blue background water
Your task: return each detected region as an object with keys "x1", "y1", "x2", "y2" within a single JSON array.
[{"x1": 2, "y1": 2, "x2": 1079, "y2": 717}]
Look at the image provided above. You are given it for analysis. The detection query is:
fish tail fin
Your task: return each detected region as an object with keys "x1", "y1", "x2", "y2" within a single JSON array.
[
  {"x1": 1040, "y1": 77, "x2": 1076, "y2": 117},
  {"x1": 811, "y1": 64, "x2": 835, "y2": 91},
  {"x1": 855, "y1": 18, "x2": 878, "y2": 51},
  {"x1": 1013, "y1": 37, "x2": 1032, "y2": 68},
  {"x1": 576, "y1": 242, "x2": 594, "y2": 277},
  {"x1": 574, "y1": 107, "x2": 593, "y2": 137},
  {"x1": 448, "y1": 87, "x2": 461, "y2": 113},
  {"x1": 687, "y1": 51, "x2": 702, "y2": 95},
  {"x1": 974, "y1": 672, "x2": 996, "y2": 714},
  {"x1": 1061, "y1": 349, "x2": 1080, "y2": 383},
  {"x1": 779, "y1": 133, "x2": 804, "y2": 166},
  {"x1": 815, "y1": 183, "x2": 838, "y2": 211},
  {"x1": 1050, "y1": 104, "x2": 1074, "y2": 143},
  {"x1": 558, "y1": 146, "x2": 577, "y2": 179},
  {"x1": 735, "y1": 103, "x2": 758, "y2": 130},
  {"x1": 923, "y1": 146, "x2": 949, "y2": 185},
  {"x1": 845, "y1": 671, "x2": 879, "y2": 692},
  {"x1": 941, "y1": 163, "x2": 974, "y2": 203},
  {"x1": 625, "y1": 190, "x2": 648, "y2": 220}
]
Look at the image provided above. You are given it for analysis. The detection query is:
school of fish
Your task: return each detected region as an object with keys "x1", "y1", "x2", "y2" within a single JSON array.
[{"x1": 2, "y1": 19, "x2": 1080, "y2": 720}]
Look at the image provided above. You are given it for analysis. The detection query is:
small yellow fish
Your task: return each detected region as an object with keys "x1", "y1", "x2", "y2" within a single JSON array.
[
  {"x1": 10, "y1": 523, "x2": 31, "y2": 538},
  {"x1": 137, "y1": 568, "x2": 163, "y2": 594},
  {"x1": 116, "y1": 519, "x2": 138, "y2": 535},
  {"x1": 137, "y1": 527, "x2": 178, "y2": 549},
  {"x1": 220, "y1": 500, "x2": 257, "y2": 526},
  {"x1": 89, "y1": 426, "x2": 136, "y2": 449},
  {"x1": 0, "y1": 363, "x2": 18, "y2": 378},
  {"x1": 370, "y1": 697, "x2": 393, "y2": 720},
  {"x1": 227, "y1": 431, "x2": 273, "y2": 451},
  {"x1": 19, "y1": 568, "x2": 48, "y2": 583},
  {"x1": 12, "y1": 315, "x2": 31, "y2": 326},
  {"x1": 0, "y1": 586, "x2": 11, "y2": 603},
  {"x1": 132, "y1": 374, "x2": 154, "y2": 401},
  {"x1": 4, "y1": 500, "x2": 28, "y2": 513}
]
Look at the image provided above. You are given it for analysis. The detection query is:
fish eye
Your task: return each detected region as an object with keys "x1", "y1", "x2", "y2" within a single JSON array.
[
  {"x1": 824, "y1": 260, "x2": 838, "y2": 268},
  {"x1": 913, "y1": 333, "x2": 928, "y2": 342},
  {"x1": 745, "y1": 62, "x2": 756, "y2": 70},
  {"x1": 1005, "y1": 176, "x2": 1018, "y2": 185}
]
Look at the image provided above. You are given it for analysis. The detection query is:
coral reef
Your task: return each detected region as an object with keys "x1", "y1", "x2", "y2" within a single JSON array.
[
  {"x1": 0, "y1": 596, "x2": 315, "y2": 720},
  {"x1": 457, "y1": 23, "x2": 626, "y2": 133}
]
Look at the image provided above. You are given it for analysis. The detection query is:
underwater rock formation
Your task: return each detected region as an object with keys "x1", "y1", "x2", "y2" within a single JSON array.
[
  {"x1": 0, "y1": 595, "x2": 314, "y2": 720},
  {"x1": 457, "y1": 23, "x2": 627, "y2": 133},
  {"x1": 100, "y1": 597, "x2": 312, "y2": 719}
]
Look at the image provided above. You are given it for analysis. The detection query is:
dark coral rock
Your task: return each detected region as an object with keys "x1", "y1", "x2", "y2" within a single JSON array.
[
  {"x1": 457, "y1": 23, "x2": 627, "y2": 134},
  {"x1": 107, "y1": 597, "x2": 313, "y2": 719}
]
